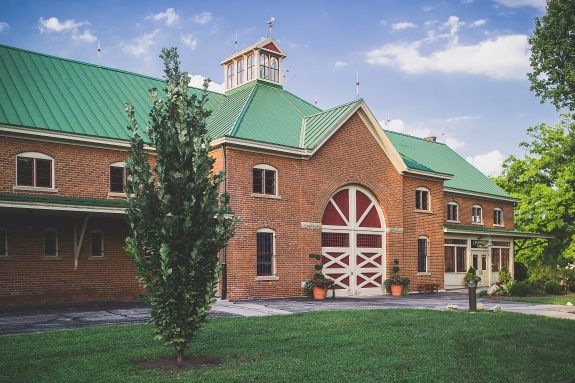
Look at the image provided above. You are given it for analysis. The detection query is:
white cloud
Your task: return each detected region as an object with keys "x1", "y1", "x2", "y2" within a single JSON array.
[
  {"x1": 188, "y1": 74, "x2": 225, "y2": 93},
  {"x1": 334, "y1": 60, "x2": 347, "y2": 69},
  {"x1": 193, "y1": 12, "x2": 213, "y2": 25},
  {"x1": 466, "y1": 150, "x2": 506, "y2": 176},
  {"x1": 382, "y1": 118, "x2": 466, "y2": 150},
  {"x1": 493, "y1": 0, "x2": 546, "y2": 10},
  {"x1": 72, "y1": 29, "x2": 97, "y2": 43},
  {"x1": 367, "y1": 26, "x2": 530, "y2": 80},
  {"x1": 470, "y1": 19, "x2": 487, "y2": 27},
  {"x1": 147, "y1": 8, "x2": 179, "y2": 26},
  {"x1": 181, "y1": 34, "x2": 198, "y2": 50},
  {"x1": 39, "y1": 17, "x2": 86, "y2": 33},
  {"x1": 120, "y1": 29, "x2": 159, "y2": 56},
  {"x1": 391, "y1": 22, "x2": 417, "y2": 31},
  {"x1": 0, "y1": 22, "x2": 9, "y2": 32}
]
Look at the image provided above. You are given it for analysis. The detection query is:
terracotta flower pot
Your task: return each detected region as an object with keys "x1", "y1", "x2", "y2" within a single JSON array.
[
  {"x1": 312, "y1": 286, "x2": 328, "y2": 300},
  {"x1": 390, "y1": 284, "x2": 403, "y2": 296}
]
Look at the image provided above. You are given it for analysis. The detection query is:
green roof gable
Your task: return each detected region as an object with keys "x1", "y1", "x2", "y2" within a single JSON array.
[{"x1": 302, "y1": 100, "x2": 360, "y2": 149}]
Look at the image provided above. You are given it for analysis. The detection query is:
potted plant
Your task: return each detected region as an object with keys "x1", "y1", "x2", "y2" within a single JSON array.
[
  {"x1": 384, "y1": 258, "x2": 410, "y2": 296},
  {"x1": 464, "y1": 267, "x2": 481, "y2": 287},
  {"x1": 304, "y1": 253, "x2": 335, "y2": 300}
]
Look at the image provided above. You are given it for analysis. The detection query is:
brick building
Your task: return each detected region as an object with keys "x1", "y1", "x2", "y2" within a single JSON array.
[{"x1": 0, "y1": 39, "x2": 539, "y2": 305}]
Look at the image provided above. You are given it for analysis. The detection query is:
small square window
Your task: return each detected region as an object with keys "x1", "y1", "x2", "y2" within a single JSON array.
[
  {"x1": 494, "y1": 209, "x2": 503, "y2": 226},
  {"x1": 44, "y1": 229, "x2": 58, "y2": 257},
  {"x1": 472, "y1": 206, "x2": 482, "y2": 224},
  {"x1": 447, "y1": 203, "x2": 458, "y2": 221},
  {"x1": 91, "y1": 231, "x2": 104, "y2": 257},
  {"x1": 252, "y1": 166, "x2": 277, "y2": 195},
  {"x1": 416, "y1": 189, "x2": 429, "y2": 211}
]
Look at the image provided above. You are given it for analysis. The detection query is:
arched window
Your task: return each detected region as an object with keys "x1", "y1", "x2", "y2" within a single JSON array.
[
  {"x1": 109, "y1": 162, "x2": 128, "y2": 193},
  {"x1": 447, "y1": 202, "x2": 459, "y2": 222},
  {"x1": 246, "y1": 54, "x2": 255, "y2": 81},
  {"x1": 415, "y1": 187, "x2": 430, "y2": 211},
  {"x1": 259, "y1": 53, "x2": 269, "y2": 80},
  {"x1": 236, "y1": 59, "x2": 244, "y2": 85},
  {"x1": 493, "y1": 208, "x2": 503, "y2": 226},
  {"x1": 16, "y1": 152, "x2": 54, "y2": 189},
  {"x1": 256, "y1": 228, "x2": 275, "y2": 276},
  {"x1": 252, "y1": 164, "x2": 277, "y2": 196},
  {"x1": 418, "y1": 236, "x2": 428, "y2": 273},
  {"x1": 226, "y1": 63, "x2": 235, "y2": 89},
  {"x1": 270, "y1": 56, "x2": 279, "y2": 82},
  {"x1": 472, "y1": 205, "x2": 483, "y2": 224}
]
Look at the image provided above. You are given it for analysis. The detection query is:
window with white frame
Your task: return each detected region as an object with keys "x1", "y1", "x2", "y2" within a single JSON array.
[
  {"x1": 16, "y1": 152, "x2": 54, "y2": 188},
  {"x1": 493, "y1": 208, "x2": 503, "y2": 226},
  {"x1": 91, "y1": 231, "x2": 104, "y2": 258},
  {"x1": 246, "y1": 54, "x2": 255, "y2": 81},
  {"x1": 226, "y1": 63, "x2": 235, "y2": 89},
  {"x1": 269, "y1": 56, "x2": 279, "y2": 82},
  {"x1": 418, "y1": 237, "x2": 428, "y2": 272},
  {"x1": 256, "y1": 229, "x2": 275, "y2": 276},
  {"x1": 492, "y1": 241, "x2": 511, "y2": 272},
  {"x1": 444, "y1": 238, "x2": 467, "y2": 272},
  {"x1": 259, "y1": 53, "x2": 270, "y2": 80},
  {"x1": 472, "y1": 205, "x2": 483, "y2": 224},
  {"x1": 0, "y1": 227, "x2": 7, "y2": 257},
  {"x1": 252, "y1": 164, "x2": 277, "y2": 196},
  {"x1": 236, "y1": 59, "x2": 244, "y2": 85},
  {"x1": 447, "y1": 202, "x2": 459, "y2": 222},
  {"x1": 415, "y1": 188, "x2": 430, "y2": 211},
  {"x1": 109, "y1": 162, "x2": 128, "y2": 193},
  {"x1": 44, "y1": 229, "x2": 58, "y2": 257}
]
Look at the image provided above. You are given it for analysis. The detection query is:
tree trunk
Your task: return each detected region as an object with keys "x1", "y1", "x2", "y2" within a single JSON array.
[{"x1": 176, "y1": 348, "x2": 184, "y2": 367}]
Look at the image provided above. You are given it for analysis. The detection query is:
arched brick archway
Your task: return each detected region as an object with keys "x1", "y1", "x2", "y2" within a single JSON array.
[{"x1": 321, "y1": 185, "x2": 386, "y2": 296}]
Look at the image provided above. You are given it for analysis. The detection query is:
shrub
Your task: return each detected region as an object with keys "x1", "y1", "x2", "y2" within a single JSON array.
[
  {"x1": 478, "y1": 290, "x2": 488, "y2": 298},
  {"x1": 509, "y1": 281, "x2": 532, "y2": 297},
  {"x1": 514, "y1": 262, "x2": 528, "y2": 282},
  {"x1": 544, "y1": 280, "x2": 562, "y2": 295},
  {"x1": 499, "y1": 267, "x2": 513, "y2": 285}
]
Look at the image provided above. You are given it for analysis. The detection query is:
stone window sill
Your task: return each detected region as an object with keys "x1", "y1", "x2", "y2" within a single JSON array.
[
  {"x1": 472, "y1": 222, "x2": 484, "y2": 226},
  {"x1": 415, "y1": 209, "x2": 432, "y2": 214},
  {"x1": 417, "y1": 272, "x2": 431, "y2": 276},
  {"x1": 108, "y1": 192, "x2": 127, "y2": 198},
  {"x1": 251, "y1": 193, "x2": 282, "y2": 200},
  {"x1": 493, "y1": 224, "x2": 504, "y2": 228},
  {"x1": 13, "y1": 185, "x2": 58, "y2": 193},
  {"x1": 447, "y1": 220, "x2": 460, "y2": 224},
  {"x1": 255, "y1": 275, "x2": 279, "y2": 281}
]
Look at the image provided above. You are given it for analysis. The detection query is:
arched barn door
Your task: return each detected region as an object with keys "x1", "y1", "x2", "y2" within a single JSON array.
[{"x1": 321, "y1": 186, "x2": 386, "y2": 296}]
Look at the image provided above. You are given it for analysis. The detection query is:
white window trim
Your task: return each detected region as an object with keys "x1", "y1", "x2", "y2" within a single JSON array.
[
  {"x1": 493, "y1": 208, "x2": 504, "y2": 227},
  {"x1": 90, "y1": 230, "x2": 105, "y2": 259},
  {"x1": 14, "y1": 152, "x2": 57, "y2": 191},
  {"x1": 256, "y1": 228, "x2": 277, "y2": 279},
  {"x1": 418, "y1": 236, "x2": 429, "y2": 273},
  {"x1": 0, "y1": 227, "x2": 7, "y2": 258},
  {"x1": 252, "y1": 164, "x2": 279, "y2": 197},
  {"x1": 444, "y1": 239, "x2": 469, "y2": 274},
  {"x1": 43, "y1": 228, "x2": 59, "y2": 259},
  {"x1": 447, "y1": 202, "x2": 459, "y2": 223},
  {"x1": 415, "y1": 187, "x2": 431, "y2": 212},
  {"x1": 472, "y1": 205, "x2": 483, "y2": 225}
]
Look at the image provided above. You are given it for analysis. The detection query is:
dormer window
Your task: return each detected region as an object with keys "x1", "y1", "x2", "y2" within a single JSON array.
[
  {"x1": 236, "y1": 59, "x2": 244, "y2": 85},
  {"x1": 247, "y1": 54, "x2": 255, "y2": 81},
  {"x1": 226, "y1": 63, "x2": 235, "y2": 89}
]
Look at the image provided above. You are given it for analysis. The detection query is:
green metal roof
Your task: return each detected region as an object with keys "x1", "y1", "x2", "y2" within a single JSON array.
[
  {"x1": 0, "y1": 192, "x2": 126, "y2": 208},
  {"x1": 385, "y1": 131, "x2": 510, "y2": 198},
  {"x1": 301, "y1": 100, "x2": 360, "y2": 149},
  {"x1": 0, "y1": 44, "x2": 224, "y2": 142}
]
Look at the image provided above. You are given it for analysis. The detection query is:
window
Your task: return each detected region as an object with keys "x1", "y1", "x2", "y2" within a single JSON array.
[
  {"x1": 109, "y1": 162, "x2": 128, "y2": 193},
  {"x1": 269, "y1": 56, "x2": 279, "y2": 82},
  {"x1": 236, "y1": 59, "x2": 244, "y2": 85},
  {"x1": 252, "y1": 164, "x2": 277, "y2": 195},
  {"x1": 246, "y1": 54, "x2": 255, "y2": 80},
  {"x1": 226, "y1": 63, "x2": 235, "y2": 89},
  {"x1": 472, "y1": 205, "x2": 482, "y2": 224},
  {"x1": 44, "y1": 229, "x2": 58, "y2": 257},
  {"x1": 418, "y1": 237, "x2": 428, "y2": 272},
  {"x1": 415, "y1": 188, "x2": 430, "y2": 211},
  {"x1": 444, "y1": 239, "x2": 466, "y2": 272},
  {"x1": 0, "y1": 228, "x2": 7, "y2": 257},
  {"x1": 491, "y1": 242, "x2": 510, "y2": 272},
  {"x1": 494, "y1": 208, "x2": 503, "y2": 226},
  {"x1": 447, "y1": 202, "x2": 459, "y2": 222},
  {"x1": 259, "y1": 53, "x2": 269, "y2": 80},
  {"x1": 492, "y1": 248, "x2": 500, "y2": 272},
  {"x1": 16, "y1": 152, "x2": 54, "y2": 188},
  {"x1": 256, "y1": 229, "x2": 275, "y2": 276},
  {"x1": 91, "y1": 231, "x2": 104, "y2": 258}
]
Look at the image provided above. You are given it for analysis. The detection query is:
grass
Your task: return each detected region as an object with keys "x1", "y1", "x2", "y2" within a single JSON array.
[
  {"x1": 507, "y1": 293, "x2": 575, "y2": 305},
  {"x1": 1, "y1": 309, "x2": 575, "y2": 383}
]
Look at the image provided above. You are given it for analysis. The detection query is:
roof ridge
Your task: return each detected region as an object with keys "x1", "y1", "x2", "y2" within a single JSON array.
[
  {"x1": 384, "y1": 128, "x2": 447, "y2": 145},
  {"x1": 229, "y1": 84, "x2": 259, "y2": 136},
  {"x1": 304, "y1": 99, "x2": 360, "y2": 119},
  {"x1": 0, "y1": 43, "x2": 223, "y2": 96},
  {"x1": 280, "y1": 88, "x2": 322, "y2": 113}
]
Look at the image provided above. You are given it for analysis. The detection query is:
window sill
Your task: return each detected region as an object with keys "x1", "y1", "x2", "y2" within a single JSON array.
[
  {"x1": 42, "y1": 256, "x2": 62, "y2": 260},
  {"x1": 415, "y1": 209, "x2": 432, "y2": 214},
  {"x1": 417, "y1": 272, "x2": 431, "y2": 276},
  {"x1": 13, "y1": 185, "x2": 58, "y2": 193},
  {"x1": 493, "y1": 224, "x2": 504, "y2": 228},
  {"x1": 255, "y1": 275, "x2": 279, "y2": 281},
  {"x1": 446, "y1": 220, "x2": 460, "y2": 224},
  {"x1": 471, "y1": 222, "x2": 484, "y2": 226},
  {"x1": 89, "y1": 256, "x2": 106, "y2": 260},
  {"x1": 107, "y1": 192, "x2": 127, "y2": 198},
  {"x1": 251, "y1": 193, "x2": 282, "y2": 200}
]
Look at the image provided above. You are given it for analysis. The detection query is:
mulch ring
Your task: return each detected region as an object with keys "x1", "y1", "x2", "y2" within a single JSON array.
[{"x1": 139, "y1": 357, "x2": 221, "y2": 371}]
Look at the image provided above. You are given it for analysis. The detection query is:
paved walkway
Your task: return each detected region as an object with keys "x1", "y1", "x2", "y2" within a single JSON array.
[{"x1": 1, "y1": 292, "x2": 574, "y2": 334}]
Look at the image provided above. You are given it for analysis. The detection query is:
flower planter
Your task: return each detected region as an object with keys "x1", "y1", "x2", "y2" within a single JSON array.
[
  {"x1": 312, "y1": 286, "x2": 328, "y2": 300},
  {"x1": 390, "y1": 284, "x2": 403, "y2": 296}
]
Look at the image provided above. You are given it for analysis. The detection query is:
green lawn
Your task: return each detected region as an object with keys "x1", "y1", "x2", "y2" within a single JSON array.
[
  {"x1": 1, "y1": 309, "x2": 574, "y2": 383},
  {"x1": 507, "y1": 293, "x2": 575, "y2": 305}
]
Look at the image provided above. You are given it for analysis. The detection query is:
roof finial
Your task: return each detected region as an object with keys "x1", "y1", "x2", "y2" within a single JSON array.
[
  {"x1": 356, "y1": 72, "x2": 360, "y2": 99},
  {"x1": 267, "y1": 17, "x2": 276, "y2": 38},
  {"x1": 235, "y1": 32, "x2": 238, "y2": 52},
  {"x1": 97, "y1": 40, "x2": 102, "y2": 67}
]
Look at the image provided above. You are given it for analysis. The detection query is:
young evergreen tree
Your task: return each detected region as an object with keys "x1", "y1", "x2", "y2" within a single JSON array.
[{"x1": 124, "y1": 47, "x2": 236, "y2": 365}]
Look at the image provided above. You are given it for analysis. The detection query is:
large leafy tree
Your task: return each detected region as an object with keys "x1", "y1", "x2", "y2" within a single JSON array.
[
  {"x1": 496, "y1": 114, "x2": 575, "y2": 269},
  {"x1": 528, "y1": 0, "x2": 575, "y2": 111},
  {"x1": 124, "y1": 47, "x2": 236, "y2": 365}
]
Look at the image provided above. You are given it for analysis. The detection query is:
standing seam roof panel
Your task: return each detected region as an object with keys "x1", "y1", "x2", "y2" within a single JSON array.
[{"x1": 1, "y1": 51, "x2": 37, "y2": 128}]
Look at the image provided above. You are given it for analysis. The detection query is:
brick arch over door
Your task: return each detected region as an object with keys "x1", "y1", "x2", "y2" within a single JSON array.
[{"x1": 321, "y1": 185, "x2": 386, "y2": 296}]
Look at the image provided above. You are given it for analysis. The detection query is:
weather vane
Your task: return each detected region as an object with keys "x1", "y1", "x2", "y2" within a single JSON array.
[{"x1": 267, "y1": 17, "x2": 276, "y2": 38}]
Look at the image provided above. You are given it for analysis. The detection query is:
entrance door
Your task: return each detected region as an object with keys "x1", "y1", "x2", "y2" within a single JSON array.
[
  {"x1": 321, "y1": 186, "x2": 385, "y2": 296},
  {"x1": 471, "y1": 251, "x2": 488, "y2": 287}
]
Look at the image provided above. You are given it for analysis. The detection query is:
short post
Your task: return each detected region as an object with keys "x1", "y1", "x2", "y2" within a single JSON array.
[{"x1": 468, "y1": 282, "x2": 477, "y2": 312}]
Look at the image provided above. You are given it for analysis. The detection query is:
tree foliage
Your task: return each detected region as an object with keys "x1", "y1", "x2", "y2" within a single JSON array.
[
  {"x1": 124, "y1": 47, "x2": 236, "y2": 364},
  {"x1": 528, "y1": 0, "x2": 575, "y2": 111},
  {"x1": 495, "y1": 114, "x2": 575, "y2": 269}
]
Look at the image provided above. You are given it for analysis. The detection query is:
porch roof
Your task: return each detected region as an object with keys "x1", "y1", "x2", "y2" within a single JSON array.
[
  {"x1": 0, "y1": 193, "x2": 126, "y2": 214},
  {"x1": 444, "y1": 224, "x2": 552, "y2": 239}
]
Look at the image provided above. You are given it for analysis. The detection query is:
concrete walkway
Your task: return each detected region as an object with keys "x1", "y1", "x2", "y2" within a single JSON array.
[{"x1": 1, "y1": 292, "x2": 574, "y2": 334}]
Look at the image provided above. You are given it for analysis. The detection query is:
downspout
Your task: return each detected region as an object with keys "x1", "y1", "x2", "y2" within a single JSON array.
[{"x1": 221, "y1": 144, "x2": 228, "y2": 300}]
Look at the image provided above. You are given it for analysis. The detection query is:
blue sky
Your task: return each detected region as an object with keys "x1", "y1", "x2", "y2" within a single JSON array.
[{"x1": 0, "y1": 0, "x2": 557, "y2": 176}]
